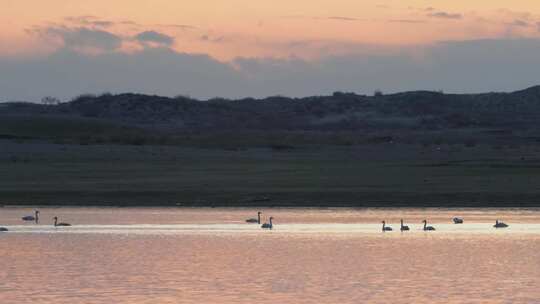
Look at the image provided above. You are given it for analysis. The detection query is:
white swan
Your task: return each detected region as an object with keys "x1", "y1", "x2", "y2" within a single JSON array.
[
  {"x1": 423, "y1": 220, "x2": 435, "y2": 231},
  {"x1": 261, "y1": 217, "x2": 273, "y2": 229},
  {"x1": 246, "y1": 212, "x2": 262, "y2": 224},
  {"x1": 453, "y1": 217, "x2": 464, "y2": 224},
  {"x1": 493, "y1": 220, "x2": 508, "y2": 228},
  {"x1": 400, "y1": 219, "x2": 410, "y2": 231},
  {"x1": 382, "y1": 221, "x2": 393, "y2": 231},
  {"x1": 22, "y1": 210, "x2": 39, "y2": 223},
  {"x1": 53, "y1": 217, "x2": 71, "y2": 227}
]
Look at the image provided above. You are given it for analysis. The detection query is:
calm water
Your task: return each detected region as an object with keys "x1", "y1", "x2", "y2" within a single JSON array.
[{"x1": 1, "y1": 207, "x2": 540, "y2": 304}]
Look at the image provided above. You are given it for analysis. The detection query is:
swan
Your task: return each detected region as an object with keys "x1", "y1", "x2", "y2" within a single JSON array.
[
  {"x1": 453, "y1": 217, "x2": 464, "y2": 224},
  {"x1": 493, "y1": 220, "x2": 508, "y2": 228},
  {"x1": 0, "y1": 227, "x2": 8, "y2": 232},
  {"x1": 261, "y1": 217, "x2": 273, "y2": 229},
  {"x1": 22, "y1": 210, "x2": 39, "y2": 223},
  {"x1": 53, "y1": 217, "x2": 71, "y2": 227},
  {"x1": 382, "y1": 221, "x2": 393, "y2": 231},
  {"x1": 400, "y1": 219, "x2": 410, "y2": 231},
  {"x1": 422, "y1": 220, "x2": 436, "y2": 231},
  {"x1": 246, "y1": 212, "x2": 262, "y2": 224}
]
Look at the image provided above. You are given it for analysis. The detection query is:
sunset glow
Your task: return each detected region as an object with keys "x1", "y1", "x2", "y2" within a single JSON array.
[
  {"x1": 3, "y1": 0, "x2": 540, "y2": 60},
  {"x1": 2, "y1": 1, "x2": 540, "y2": 101}
]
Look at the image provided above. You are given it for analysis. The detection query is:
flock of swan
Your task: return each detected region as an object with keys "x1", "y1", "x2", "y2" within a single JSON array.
[
  {"x1": 0, "y1": 210, "x2": 71, "y2": 232},
  {"x1": 0, "y1": 210, "x2": 510, "y2": 233},
  {"x1": 382, "y1": 217, "x2": 509, "y2": 231},
  {"x1": 382, "y1": 219, "x2": 437, "y2": 231},
  {"x1": 245, "y1": 211, "x2": 274, "y2": 229},
  {"x1": 246, "y1": 213, "x2": 510, "y2": 231}
]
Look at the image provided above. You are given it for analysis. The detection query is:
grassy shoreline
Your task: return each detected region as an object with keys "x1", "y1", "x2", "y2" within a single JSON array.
[{"x1": 2, "y1": 141, "x2": 540, "y2": 208}]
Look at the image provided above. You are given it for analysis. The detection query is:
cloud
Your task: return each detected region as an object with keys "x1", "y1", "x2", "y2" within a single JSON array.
[
  {"x1": 65, "y1": 16, "x2": 115, "y2": 28},
  {"x1": 230, "y1": 39, "x2": 540, "y2": 97},
  {"x1": 1, "y1": 38, "x2": 540, "y2": 102},
  {"x1": 159, "y1": 24, "x2": 197, "y2": 30},
  {"x1": 327, "y1": 16, "x2": 359, "y2": 22},
  {"x1": 0, "y1": 48, "x2": 242, "y2": 102},
  {"x1": 388, "y1": 19, "x2": 426, "y2": 24},
  {"x1": 119, "y1": 20, "x2": 141, "y2": 26},
  {"x1": 32, "y1": 26, "x2": 123, "y2": 52},
  {"x1": 511, "y1": 19, "x2": 529, "y2": 27},
  {"x1": 200, "y1": 35, "x2": 226, "y2": 43},
  {"x1": 428, "y1": 11, "x2": 463, "y2": 20},
  {"x1": 134, "y1": 31, "x2": 175, "y2": 47},
  {"x1": 537, "y1": 22, "x2": 540, "y2": 32}
]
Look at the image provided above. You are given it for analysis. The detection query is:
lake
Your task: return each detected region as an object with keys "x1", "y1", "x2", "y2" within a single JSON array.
[{"x1": 1, "y1": 207, "x2": 539, "y2": 303}]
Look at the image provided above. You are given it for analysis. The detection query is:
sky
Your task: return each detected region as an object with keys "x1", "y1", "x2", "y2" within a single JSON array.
[{"x1": 1, "y1": 0, "x2": 540, "y2": 101}]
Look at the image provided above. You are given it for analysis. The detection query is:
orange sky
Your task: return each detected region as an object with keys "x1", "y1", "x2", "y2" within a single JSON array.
[{"x1": 2, "y1": 0, "x2": 540, "y2": 60}]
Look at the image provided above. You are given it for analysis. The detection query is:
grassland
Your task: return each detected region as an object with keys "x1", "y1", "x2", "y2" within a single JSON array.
[{"x1": 2, "y1": 140, "x2": 540, "y2": 207}]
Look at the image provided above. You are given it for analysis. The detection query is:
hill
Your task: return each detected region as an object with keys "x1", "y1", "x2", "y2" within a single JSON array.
[
  {"x1": 4, "y1": 86, "x2": 540, "y2": 132},
  {"x1": 2, "y1": 86, "x2": 540, "y2": 147}
]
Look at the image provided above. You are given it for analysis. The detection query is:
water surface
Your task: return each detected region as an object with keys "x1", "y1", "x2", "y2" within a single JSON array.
[{"x1": 1, "y1": 207, "x2": 539, "y2": 303}]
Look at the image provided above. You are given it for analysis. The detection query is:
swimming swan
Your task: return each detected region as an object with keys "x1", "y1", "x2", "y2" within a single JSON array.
[
  {"x1": 453, "y1": 217, "x2": 464, "y2": 224},
  {"x1": 261, "y1": 217, "x2": 273, "y2": 229},
  {"x1": 493, "y1": 220, "x2": 508, "y2": 228},
  {"x1": 423, "y1": 220, "x2": 436, "y2": 231},
  {"x1": 246, "y1": 212, "x2": 262, "y2": 224},
  {"x1": 382, "y1": 221, "x2": 393, "y2": 231},
  {"x1": 400, "y1": 219, "x2": 410, "y2": 231},
  {"x1": 22, "y1": 210, "x2": 39, "y2": 223},
  {"x1": 53, "y1": 217, "x2": 71, "y2": 227}
]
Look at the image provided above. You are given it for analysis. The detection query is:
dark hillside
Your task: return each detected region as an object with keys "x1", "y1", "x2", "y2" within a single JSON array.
[
  {"x1": 2, "y1": 86, "x2": 540, "y2": 148},
  {"x1": 2, "y1": 86, "x2": 540, "y2": 132}
]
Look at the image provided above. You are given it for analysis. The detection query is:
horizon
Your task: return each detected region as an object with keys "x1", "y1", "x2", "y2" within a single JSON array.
[
  {"x1": 2, "y1": 1, "x2": 540, "y2": 101},
  {"x1": 4, "y1": 83, "x2": 540, "y2": 104}
]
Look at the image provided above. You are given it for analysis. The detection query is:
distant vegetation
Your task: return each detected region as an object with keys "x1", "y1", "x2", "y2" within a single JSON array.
[{"x1": 1, "y1": 86, "x2": 540, "y2": 148}]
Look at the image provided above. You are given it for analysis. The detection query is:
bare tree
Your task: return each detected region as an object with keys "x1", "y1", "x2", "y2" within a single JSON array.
[{"x1": 41, "y1": 96, "x2": 61, "y2": 106}]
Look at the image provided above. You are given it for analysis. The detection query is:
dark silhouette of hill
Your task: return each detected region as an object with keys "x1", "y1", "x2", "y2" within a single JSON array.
[
  {"x1": 2, "y1": 86, "x2": 540, "y2": 148},
  {"x1": 1, "y1": 85, "x2": 540, "y2": 131}
]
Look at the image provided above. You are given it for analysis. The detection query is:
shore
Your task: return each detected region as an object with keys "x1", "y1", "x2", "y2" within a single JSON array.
[{"x1": 2, "y1": 140, "x2": 540, "y2": 207}]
